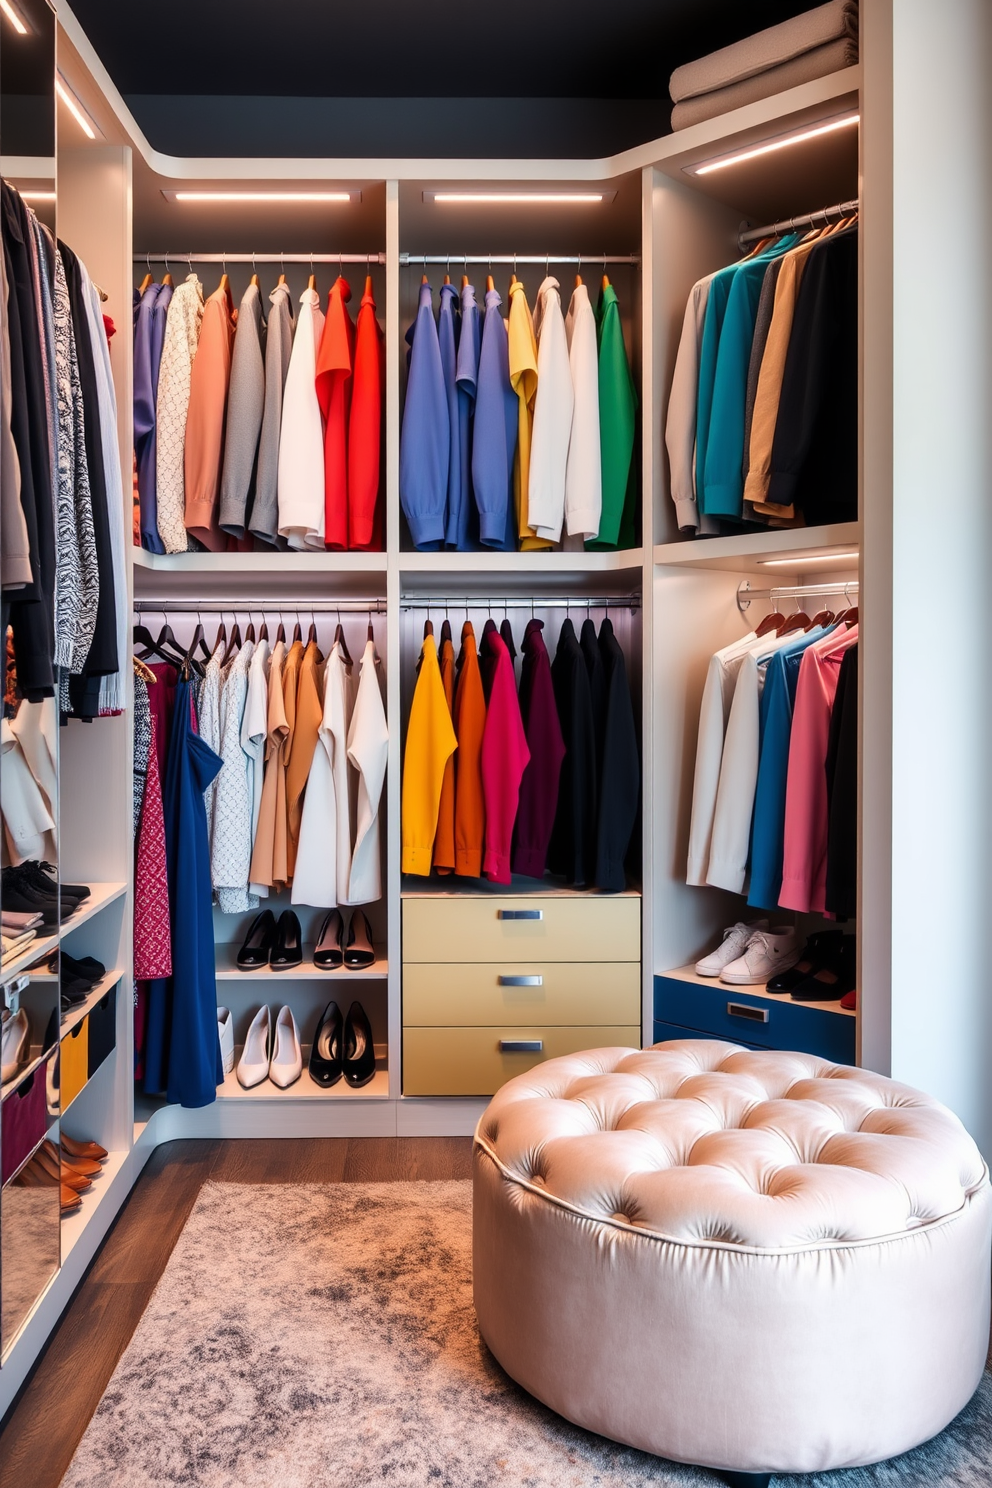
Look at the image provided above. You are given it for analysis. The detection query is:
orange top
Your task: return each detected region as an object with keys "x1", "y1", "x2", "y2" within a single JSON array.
[
  {"x1": 285, "y1": 639, "x2": 324, "y2": 879},
  {"x1": 348, "y1": 280, "x2": 384, "y2": 551},
  {"x1": 433, "y1": 633, "x2": 456, "y2": 874},
  {"x1": 315, "y1": 276, "x2": 354, "y2": 551},
  {"x1": 184, "y1": 283, "x2": 236, "y2": 551},
  {"x1": 453, "y1": 621, "x2": 487, "y2": 877},
  {"x1": 248, "y1": 639, "x2": 288, "y2": 889},
  {"x1": 272, "y1": 638, "x2": 304, "y2": 887}
]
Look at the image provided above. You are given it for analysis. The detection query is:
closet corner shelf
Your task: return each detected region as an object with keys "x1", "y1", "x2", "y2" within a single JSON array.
[
  {"x1": 398, "y1": 548, "x2": 644, "y2": 576},
  {"x1": 653, "y1": 522, "x2": 860, "y2": 575},
  {"x1": 216, "y1": 1058, "x2": 389, "y2": 1102},
  {"x1": 59, "y1": 1147, "x2": 133, "y2": 1259},
  {"x1": 660, "y1": 963, "x2": 855, "y2": 1018},
  {"x1": 214, "y1": 944, "x2": 387, "y2": 981},
  {"x1": 132, "y1": 549, "x2": 388, "y2": 574},
  {"x1": 1, "y1": 882, "x2": 127, "y2": 985}
]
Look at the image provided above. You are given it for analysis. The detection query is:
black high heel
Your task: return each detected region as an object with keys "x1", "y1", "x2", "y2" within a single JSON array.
[
  {"x1": 314, "y1": 909, "x2": 344, "y2": 969},
  {"x1": 343, "y1": 1001, "x2": 376, "y2": 1087},
  {"x1": 309, "y1": 1000, "x2": 343, "y2": 1087},
  {"x1": 270, "y1": 910, "x2": 303, "y2": 970},
  {"x1": 344, "y1": 910, "x2": 376, "y2": 969},
  {"x1": 236, "y1": 909, "x2": 276, "y2": 970}
]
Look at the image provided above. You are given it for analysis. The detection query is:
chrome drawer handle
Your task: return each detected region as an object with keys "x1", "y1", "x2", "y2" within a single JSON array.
[
  {"x1": 498, "y1": 909, "x2": 543, "y2": 920},
  {"x1": 498, "y1": 975, "x2": 543, "y2": 987},
  {"x1": 499, "y1": 1039, "x2": 544, "y2": 1053},
  {"x1": 726, "y1": 1002, "x2": 770, "y2": 1024}
]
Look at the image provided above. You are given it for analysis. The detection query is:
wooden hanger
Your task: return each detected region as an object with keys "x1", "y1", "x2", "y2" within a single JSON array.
[
  {"x1": 162, "y1": 271, "x2": 174, "y2": 287},
  {"x1": 221, "y1": 619, "x2": 242, "y2": 667},
  {"x1": 213, "y1": 618, "x2": 227, "y2": 655},
  {"x1": 754, "y1": 608, "x2": 785, "y2": 638},
  {"x1": 809, "y1": 607, "x2": 836, "y2": 629},
  {"x1": 292, "y1": 617, "x2": 303, "y2": 644},
  {"x1": 486, "y1": 274, "x2": 495, "y2": 292},
  {"x1": 133, "y1": 655, "x2": 156, "y2": 683},
  {"x1": 423, "y1": 617, "x2": 434, "y2": 638},
  {"x1": 461, "y1": 274, "x2": 469, "y2": 289},
  {"x1": 138, "y1": 271, "x2": 154, "y2": 294},
  {"x1": 182, "y1": 618, "x2": 206, "y2": 671},
  {"x1": 334, "y1": 621, "x2": 353, "y2": 664},
  {"x1": 245, "y1": 617, "x2": 256, "y2": 643},
  {"x1": 275, "y1": 618, "x2": 286, "y2": 643},
  {"x1": 365, "y1": 274, "x2": 373, "y2": 297},
  {"x1": 421, "y1": 272, "x2": 429, "y2": 286},
  {"x1": 259, "y1": 616, "x2": 269, "y2": 641},
  {"x1": 307, "y1": 617, "x2": 318, "y2": 646},
  {"x1": 440, "y1": 617, "x2": 452, "y2": 644},
  {"x1": 780, "y1": 603, "x2": 811, "y2": 635}
]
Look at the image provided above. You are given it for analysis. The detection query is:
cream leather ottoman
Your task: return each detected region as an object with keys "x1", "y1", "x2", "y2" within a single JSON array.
[{"x1": 473, "y1": 1041, "x2": 992, "y2": 1487}]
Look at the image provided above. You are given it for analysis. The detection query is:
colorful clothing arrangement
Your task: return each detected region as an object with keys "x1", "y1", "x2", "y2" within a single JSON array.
[
  {"x1": 1, "y1": 183, "x2": 126, "y2": 718},
  {"x1": 402, "y1": 615, "x2": 638, "y2": 890},
  {"x1": 400, "y1": 275, "x2": 638, "y2": 553},
  {"x1": 687, "y1": 617, "x2": 858, "y2": 919},
  {"x1": 135, "y1": 274, "x2": 384, "y2": 554},
  {"x1": 667, "y1": 223, "x2": 857, "y2": 534}
]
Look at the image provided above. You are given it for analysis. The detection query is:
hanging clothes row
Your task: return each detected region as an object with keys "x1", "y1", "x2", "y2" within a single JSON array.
[
  {"x1": 667, "y1": 213, "x2": 858, "y2": 534},
  {"x1": 134, "y1": 269, "x2": 384, "y2": 556},
  {"x1": 400, "y1": 270, "x2": 638, "y2": 554},
  {"x1": 1, "y1": 183, "x2": 127, "y2": 720},
  {"x1": 402, "y1": 611, "x2": 639, "y2": 891},
  {"x1": 686, "y1": 591, "x2": 858, "y2": 920}
]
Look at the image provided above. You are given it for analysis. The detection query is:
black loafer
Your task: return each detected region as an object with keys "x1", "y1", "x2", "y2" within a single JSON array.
[
  {"x1": 343, "y1": 1001, "x2": 376, "y2": 1087},
  {"x1": 309, "y1": 1000, "x2": 343, "y2": 1086},
  {"x1": 344, "y1": 910, "x2": 376, "y2": 969},
  {"x1": 236, "y1": 910, "x2": 277, "y2": 970},
  {"x1": 791, "y1": 937, "x2": 856, "y2": 1002},
  {"x1": 314, "y1": 909, "x2": 344, "y2": 969},
  {"x1": 270, "y1": 910, "x2": 303, "y2": 971},
  {"x1": 766, "y1": 930, "x2": 844, "y2": 992}
]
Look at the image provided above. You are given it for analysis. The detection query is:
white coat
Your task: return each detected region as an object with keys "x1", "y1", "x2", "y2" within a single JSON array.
[
  {"x1": 278, "y1": 288, "x2": 326, "y2": 551},
  {"x1": 346, "y1": 639, "x2": 388, "y2": 904}
]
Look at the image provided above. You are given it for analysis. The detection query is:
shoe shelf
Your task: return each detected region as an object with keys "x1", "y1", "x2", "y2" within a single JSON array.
[
  {"x1": 658, "y1": 964, "x2": 855, "y2": 1018},
  {"x1": 59, "y1": 969, "x2": 124, "y2": 1041},
  {"x1": 214, "y1": 943, "x2": 388, "y2": 980},
  {"x1": 216, "y1": 1053, "x2": 389, "y2": 1102},
  {"x1": 59, "y1": 1146, "x2": 132, "y2": 1257},
  {"x1": 652, "y1": 522, "x2": 860, "y2": 574},
  {"x1": 1, "y1": 882, "x2": 128, "y2": 986},
  {"x1": 0, "y1": 1040, "x2": 53, "y2": 1107}
]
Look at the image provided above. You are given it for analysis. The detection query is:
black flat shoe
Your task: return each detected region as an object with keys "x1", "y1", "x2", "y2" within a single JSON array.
[
  {"x1": 343, "y1": 1001, "x2": 376, "y2": 1087},
  {"x1": 236, "y1": 909, "x2": 277, "y2": 970},
  {"x1": 309, "y1": 1000, "x2": 343, "y2": 1086},
  {"x1": 314, "y1": 909, "x2": 344, "y2": 969},
  {"x1": 22, "y1": 861, "x2": 91, "y2": 903},
  {"x1": 791, "y1": 937, "x2": 856, "y2": 1002},
  {"x1": 344, "y1": 910, "x2": 376, "y2": 969},
  {"x1": 766, "y1": 930, "x2": 844, "y2": 992},
  {"x1": 270, "y1": 910, "x2": 303, "y2": 971}
]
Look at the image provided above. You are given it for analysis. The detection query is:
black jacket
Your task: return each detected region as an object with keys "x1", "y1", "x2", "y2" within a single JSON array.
[
  {"x1": 594, "y1": 618, "x2": 639, "y2": 892},
  {"x1": 548, "y1": 618, "x2": 597, "y2": 887},
  {"x1": 825, "y1": 641, "x2": 857, "y2": 919}
]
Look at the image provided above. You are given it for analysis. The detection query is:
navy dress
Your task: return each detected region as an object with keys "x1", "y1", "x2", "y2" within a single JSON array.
[{"x1": 160, "y1": 675, "x2": 224, "y2": 1108}]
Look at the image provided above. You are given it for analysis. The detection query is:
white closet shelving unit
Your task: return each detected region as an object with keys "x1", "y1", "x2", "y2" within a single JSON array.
[{"x1": 6, "y1": 0, "x2": 990, "y2": 1419}]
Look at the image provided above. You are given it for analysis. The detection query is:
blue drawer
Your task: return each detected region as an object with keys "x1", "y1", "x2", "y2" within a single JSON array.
[
  {"x1": 653, "y1": 1019, "x2": 765, "y2": 1051},
  {"x1": 654, "y1": 975, "x2": 856, "y2": 1065}
]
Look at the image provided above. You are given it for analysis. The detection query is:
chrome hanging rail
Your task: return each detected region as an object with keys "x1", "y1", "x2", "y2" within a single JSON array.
[
  {"x1": 400, "y1": 594, "x2": 641, "y2": 612},
  {"x1": 133, "y1": 253, "x2": 386, "y2": 265},
  {"x1": 398, "y1": 254, "x2": 640, "y2": 267},
  {"x1": 737, "y1": 579, "x2": 858, "y2": 614},
  {"x1": 737, "y1": 198, "x2": 859, "y2": 250},
  {"x1": 134, "y1": 598, "x2": 387, "y2": 614}
]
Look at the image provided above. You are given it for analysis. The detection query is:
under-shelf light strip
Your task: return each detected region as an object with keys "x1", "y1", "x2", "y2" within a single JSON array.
[
  {"x1": 168, "y1": 191, "x2": 357, "y2": 204},
  {"x1": 758, "y1": 550, "x2": 859, "y2": 568},
  {"x1": 134, "y1": 253, "x2": 385, "y2": 265},
  {"x1": 399, "y1": 595, "x2": 641, "y2": 611},
  {"x1": 134, "y1": 599, "x2": 387, "y2": 614},
  {"x1": 0, "y1": 0, "x2": 27, "y2": 34},
  {"x1": 399, "y1": 254, "x2": 640, "y2": 266},
  {"x1": 689, "y1": 112, "x2": 859, "y2": 176},
  {"x1": 56, "y1": 76, "x2": 98, "y2": 139}
]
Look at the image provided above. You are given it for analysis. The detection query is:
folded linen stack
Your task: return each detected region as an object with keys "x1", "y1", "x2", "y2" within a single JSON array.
[{"x1": 669, "y1": 0, "x2": 859, "y2": 131}]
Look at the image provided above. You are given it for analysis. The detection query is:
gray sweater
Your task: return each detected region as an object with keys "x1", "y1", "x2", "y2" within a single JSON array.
[
  {"x1": 219, "y1": 282, "x2": 266, "y2": 538},
  {"x1": 250, "y1": 282, "x2": 295, "y2": 545}
]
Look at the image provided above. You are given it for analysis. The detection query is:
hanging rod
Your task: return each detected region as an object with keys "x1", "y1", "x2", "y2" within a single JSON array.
[
  {"x1": 400, "y1": 594, "x2": 641, "y2": 611},
  {"x1": 738, "y1": 198, "x2": 859, "y2": 249},
  {"x1": 134, "y1": 597, "x2": 387, "y2": 614},
  {"x1": 737, "y1": 579, "x2": 858, "y2": 614},
  {"x1": 133, "y1": 253, "x2": 386, "y2": 265},
  {"x1": 398, "y1": 254, "x2": 640, "y2": 267}
]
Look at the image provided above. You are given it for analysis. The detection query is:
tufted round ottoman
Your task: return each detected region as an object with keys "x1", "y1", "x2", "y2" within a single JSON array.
[{"x1": 473, "y1": 1041, "x2": 992, "y2": 1483}]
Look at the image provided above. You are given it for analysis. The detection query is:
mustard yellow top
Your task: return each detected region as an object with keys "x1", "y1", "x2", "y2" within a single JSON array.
[
  {"x1": 508, "y1": 280, "x2": 552, "y2": 551},
  {"x1": 401, "y1": 633, "x2": 458, "y2": 875}
]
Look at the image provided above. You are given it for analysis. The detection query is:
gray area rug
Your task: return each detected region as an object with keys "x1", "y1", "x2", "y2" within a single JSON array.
[{"x1": 61, "y1": 1180, "x2": 992, "y2": 1488}]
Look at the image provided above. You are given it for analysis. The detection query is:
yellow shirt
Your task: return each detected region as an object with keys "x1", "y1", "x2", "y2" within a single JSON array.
[
  {"x1": 401, "y1": 633, "x2": 458, "y2": 875},
  {"x1": 507, "y1": 280, "x2": 552, "y2": 551}
]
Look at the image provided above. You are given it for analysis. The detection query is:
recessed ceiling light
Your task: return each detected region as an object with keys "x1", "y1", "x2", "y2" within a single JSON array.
[
  {"x1": 0, "y1": 0, "x2": 28, "y2": 34},
  {"x1": 688, "y1": 113, "x2": 859, "y2": 176},
  {"x1": 758, "y1": 550, "x2": 859, "y2": 568},
  {"x1": 21, "y1": 191, "x2": 56, "y2": 202},
  {"x1": 166, "y1": 190, "x2": 358, "y2": 204},
  {"x1": 425, "y1": 191, "x2": 615, "y2": 205},
  {"x1": 56, "y1": 76, "x2": 98, "y2": 140}
]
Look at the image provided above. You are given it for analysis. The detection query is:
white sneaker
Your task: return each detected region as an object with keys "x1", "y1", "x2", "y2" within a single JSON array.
[
  {"x1": 269, "y1": 1005, "x2": 303, "y2": 1089},
  {"x1": 217, "y1": 1006, "x2": 235, "y2": 1076},
  {"x1": 720, "y1": 926, "x2": 802, "y2": 986},
  {"x1": 237, "y1": 1006, "x2": 270, "y2": 1089},
  {"x1": 695, "y1": 920, "x2": 769, "y2": 978}
]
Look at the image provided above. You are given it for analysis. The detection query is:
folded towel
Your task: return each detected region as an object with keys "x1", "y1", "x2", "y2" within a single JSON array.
[
  {"x1": 671, "y1": 38, "x2": 856, "y2": 131},
  {"x1": 671, "y1": 0, "x2": 858, "y2": 103}
]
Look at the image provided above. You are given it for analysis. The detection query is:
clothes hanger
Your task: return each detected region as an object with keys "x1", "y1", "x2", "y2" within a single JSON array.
[
  {"x1": 259, "y1": 613, "x2": 269, "y2": 641},
  {"x1": 250, "y1": 250, "x2": 259, "y2": 290},
  {"x1": 602, "y1": 251, "x2": 610, "y2": 292},
  {"x1": 278, "y1": 251, "x2": 287, "y2": 287},
  {"x1": 155, "y1": 618, "x2": 191, "y2": 667},
  {"x1": 308, "y1": 251, "x2": 317, "y2": 293},
  {"x1": 292, "y1": 611, "x2": 303, "y2": 644},
  {"x1": 138, "y1": 254, "x2": 154, "y2": 295},
  {"x1": 132, "y1": 621, "x2": 176, "y2": 665},
  {"x1": 334, "y1": 610, "x2": 353, "y2": 664},
  {"x1": 183, "y1": 613, "x2": 207, "y2": 670},
  {"x1": 213, "y1": 614, "x2": 228, "y2": 654},
  {"x1": 221, "y1": 617, "x2": 242, "y2": 668},
  {"x1": 245, "y1": 614, "x2": 256, "y2": 643},
  {"x1": 443, "y1": 255, "x2": 450, "y2": 287},
  {"x1": 307, "y1": 611, "x2": 318, "y2": 646},
  {"x1": 133, "y1": 655, "x2": 156, "y2": 683},
  {"x1": 367, "y1": 609, "x2": 380, "y2": 662},
  {"x1": 275, "y1": 613, "x2": 286, "y2": 644},
  {"x1": 780, "y1": 596, "x2": 811, "y2": 635},
  {"x1": 162, "y1": 252, "x2": 173, "y2": 289},
  {"x1": 754, "y1": 604, "x2": 785, "y2": 638}
]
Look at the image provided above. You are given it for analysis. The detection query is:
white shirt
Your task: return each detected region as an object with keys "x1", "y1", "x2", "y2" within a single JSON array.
[
  {"x1": 212, "y1": 641, "x2": 259, "y2": 915},
  {"x1": 293, "y1": 641, "x2": 354, "y2": 908},
  {"x1": 563, "y1": 283, "x2": 602, "y2": 540},
  {"x1": 1, "y1": 715, "x2": 55, "y2": 864},
  {"x1": 242, "y1": 637, "x2": 270, "y2": 898},
  {"x1": 155, "y1": 274, "x2": 202, "y2": 554},
  {"x1": 528, "y1": 277, "x2": 574, "y2": 543},
  {"x1": 278, "y1": 288, "x2": 326, "y2": 550},
  {"x1": 346, "y1": 639, "x2": 388, "y2": 904},
  {"x1": 686, "y1": 631, "x2": 760, "y2": 885},
  {"x1": 665, "y1": 272, "x2": 721, "y2": 537}
]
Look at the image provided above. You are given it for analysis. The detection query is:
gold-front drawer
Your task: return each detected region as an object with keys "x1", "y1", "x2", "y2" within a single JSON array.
[
  {"x1": 404, "y1": 961, "x2": 640, "y2": 1028},
  {"x1": 402, "y1": 896, "x2": 640, "y2": 963},
  {"x1": 402, "y1": 1025, "x2": 641, "y2": 1097}
]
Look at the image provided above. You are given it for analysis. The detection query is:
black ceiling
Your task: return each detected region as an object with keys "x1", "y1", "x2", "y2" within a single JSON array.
[{"x1": 68, "y1": 0, "x2": 814, "y2": 156}]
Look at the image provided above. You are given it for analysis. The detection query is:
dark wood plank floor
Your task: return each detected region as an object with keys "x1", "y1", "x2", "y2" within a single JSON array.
[{"x1": 0, "y1": 1137, "x2": 472, "y2": 1488}]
